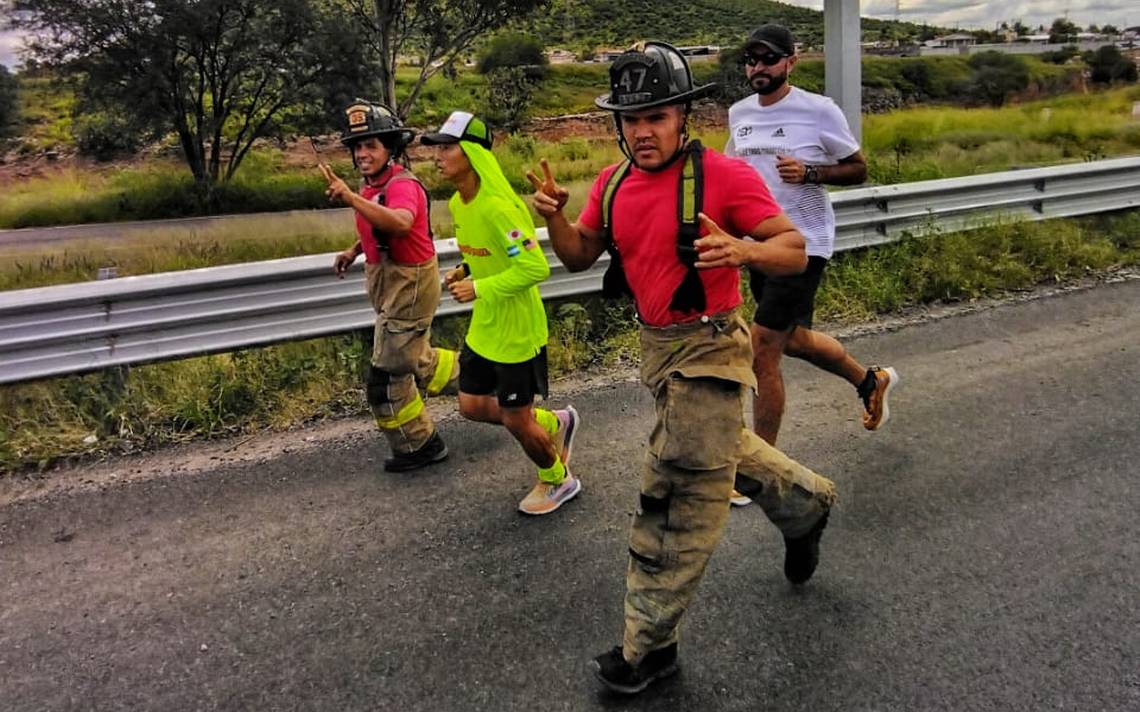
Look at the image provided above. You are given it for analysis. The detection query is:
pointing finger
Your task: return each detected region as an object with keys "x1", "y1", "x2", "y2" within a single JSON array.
[
  {"x1": 540, "y1": 158, "x2": 554, "y2": 184},
  {"x1": 697, "y1": 212, "x2": 723, "y2": 235},
  {"x1": 525, "y1": 170, "x2": 544, "y2": 191}
]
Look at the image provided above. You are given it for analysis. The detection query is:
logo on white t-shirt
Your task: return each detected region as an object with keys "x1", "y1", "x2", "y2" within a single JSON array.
[
  {"x1": 771, "y1": 127, "x2": 785, "y2": 137},
  {"x1": 737, "y1": 126, "x2": 752, "y2": 138}
]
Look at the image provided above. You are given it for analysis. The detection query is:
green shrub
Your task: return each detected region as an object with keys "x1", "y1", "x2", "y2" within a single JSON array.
[
  {"x1": 1086, "y1": 46, "x2": 1139, "y2": 85},
  {"x1": 0, "y1": 66, "x2": 18, "y2": 138},
  {"x1": 483, "y1": 67, "x2": 543, "y2": 133},
  {"x1": 968, "y1": 52, "x2": 1030, "y2": 107},
  {"x1": 74, "y1": 110, "x2": 144, "y2": 161},
  {"x1": 477, "y1": 32, "x2": 548, "y2": 76},
  {"x1": 4, "y1": 210, "x2": 1137, "y2": 473},
  {"x1": 1040, "y1": 45, "x2": 1081, "y2": 65}
]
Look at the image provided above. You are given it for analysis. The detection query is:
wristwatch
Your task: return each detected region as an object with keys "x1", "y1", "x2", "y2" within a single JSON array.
[{"x1": 803, "y1": 165, "x2": 820, "y2": 185}]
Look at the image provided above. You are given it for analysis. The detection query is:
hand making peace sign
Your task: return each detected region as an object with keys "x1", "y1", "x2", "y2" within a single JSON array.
[
  {"x1": 319, "y1": 162, "x2": 353, "y2": 204},
  {"x1": 526, "y1": 158, "x2": 570, "y2": 219}
]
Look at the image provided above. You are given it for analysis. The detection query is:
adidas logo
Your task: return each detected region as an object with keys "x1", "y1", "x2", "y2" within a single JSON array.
[{"x1": 772, "y1": 127, "x2": 785, "y2": 137}]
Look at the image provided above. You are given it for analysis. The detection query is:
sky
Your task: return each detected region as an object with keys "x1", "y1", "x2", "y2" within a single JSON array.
[
  {"x1": 2, "y1": 2, "x2": 1138, "y2": 69},
  {"x1": 1, "y1": 27, "x2": 19, "y2": 69},
  {"x1": 785, "y1": 1, "x2": 1136, "y2": 32}
]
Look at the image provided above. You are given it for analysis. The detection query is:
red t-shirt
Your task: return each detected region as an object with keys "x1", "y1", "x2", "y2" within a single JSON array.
[
  {"x1": 355, "y1": 164, "x2": 435, "y2": 264},
  {"x1": 579, "y1": 148, "x2": 782, "y2": 327}
]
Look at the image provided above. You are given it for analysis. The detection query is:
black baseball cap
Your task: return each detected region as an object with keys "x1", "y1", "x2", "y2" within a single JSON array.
[
  {"x1": 744, "y1": 24, "x2": 796, "y2": 56},
  {"x1": 420, "y1": 110, "x2": 493, "y2": 150}
]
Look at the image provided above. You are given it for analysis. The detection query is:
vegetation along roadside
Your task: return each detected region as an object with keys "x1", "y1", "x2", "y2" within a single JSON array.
[{"x1": 2, "y1": 210, "x2": 1137, "y2": 474}]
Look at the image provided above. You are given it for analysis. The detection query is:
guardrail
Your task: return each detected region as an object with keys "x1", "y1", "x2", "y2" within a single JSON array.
[{"x1": 2, "y1": 157, "x2": 1138, "y2": 385}]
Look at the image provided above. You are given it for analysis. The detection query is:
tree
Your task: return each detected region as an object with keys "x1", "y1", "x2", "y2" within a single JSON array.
[
  {"x1": 1049, "y1": 17, "x2": 1080, "y2": 44},
  {"x1": 712, "y1": 44, "x2": 751, "y2": 106},
  {"x1": 1086, "y1": 45, "x2": 1139, "y2": 84},
  {"x1": 483, "y1": 66, "x2": 541, "y2": 133},
  {"x1": 478, "y1": 32, "x2": 547, "y2": 75},
  {"x1": 972, "y1": 29, "x2": 1004, "y2": 44},
  {"x1": 1040, "y1": 44, "x2": 1081, "y2": 65},
  {"x1": 968, "y1": 51, "x2": 1030, "y2": 107},
  {"x1": 1102, "y1": 25, "x2": 1120, "y2": 36},
  {"x1": 14, "y1": 0, "x2": 371, "y2": 195},
  {"x1": 0, "y1": 65, "x2": 17, "y2": 139},
  {"x1": 475, "y1": 32, "x2": 546, "y2": 133},
  {"x1": 345, "y1": 0, "x2": 548, "y2": 121}
]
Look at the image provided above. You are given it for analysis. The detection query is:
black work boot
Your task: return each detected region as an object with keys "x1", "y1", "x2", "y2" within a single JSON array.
[
  {"x1": 783, "y1": 508, "x2": 830, "y2": 584},
  {"x1": 591, "y1": 643, "x2": 679, "y2": 695},
  {"x1": 383, "y1": 431, "x2": 448, "y2": 472}
]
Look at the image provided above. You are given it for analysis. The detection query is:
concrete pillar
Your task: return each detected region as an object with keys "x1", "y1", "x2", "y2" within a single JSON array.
[{"x1": 824, "y1": 0, "x2": 862, "y2": 141}]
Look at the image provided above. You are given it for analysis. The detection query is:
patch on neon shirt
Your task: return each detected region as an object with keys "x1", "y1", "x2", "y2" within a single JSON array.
[
  {"x1": 522, "y1": 238, "x2": 538, "y2": 250},
  {"x1": 506, "y1": 228, "x2": 524, "y2": 240},
  {"x1": 506, "y1": 244, "x2": 521, "y2": 257}
]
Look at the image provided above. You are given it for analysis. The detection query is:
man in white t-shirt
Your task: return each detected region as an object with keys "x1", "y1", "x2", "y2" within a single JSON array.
[{"x1": 726, "y1": 25, "x2": 899, "y2": 499}]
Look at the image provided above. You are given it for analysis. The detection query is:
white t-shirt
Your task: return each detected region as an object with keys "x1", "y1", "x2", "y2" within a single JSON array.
[{"x1": 725, "y1": 87, "x2": 860, "y2": 259}]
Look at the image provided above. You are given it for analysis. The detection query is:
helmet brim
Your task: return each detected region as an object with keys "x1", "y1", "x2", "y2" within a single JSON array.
[
  {"x1": 594, "y1": 83, "x2": 716, "y2": 112},
  {"x1": 340, "y1": 127, "x2": 416, "y2": 147}
]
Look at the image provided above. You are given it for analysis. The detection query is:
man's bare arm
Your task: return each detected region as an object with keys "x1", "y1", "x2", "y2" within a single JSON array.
[
  {"x1": 815, "y1": 150, "x2": 867, "y2": 186},
  {"x1": 545, "y1": 212, "x2": 608, "y2": 273},
  {"x1": 744, "y1": 213, "x2": 808, "y2": 276},
  {"x1": 527, "y1": 158, "x2": 607, "y2": 272},
  {"x1": 349, "y1": 197, "x2": 414, "y2": 237}
]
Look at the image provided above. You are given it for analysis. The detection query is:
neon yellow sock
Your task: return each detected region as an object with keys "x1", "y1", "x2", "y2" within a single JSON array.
[
  {"x1": 537, "y1": 458, "x2": 566, "y2": 485},
  {"x1": 534, "y1": 408, "x2": 559, "y2": 437}
]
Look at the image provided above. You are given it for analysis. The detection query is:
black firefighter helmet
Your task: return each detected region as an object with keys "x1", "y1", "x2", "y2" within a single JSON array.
[
  {"x1": 339, "y1": 100, "x2": 416, "y2": 154},
  {"x1": 595, "y1": 41, "x2": 716, "y2": 112}
]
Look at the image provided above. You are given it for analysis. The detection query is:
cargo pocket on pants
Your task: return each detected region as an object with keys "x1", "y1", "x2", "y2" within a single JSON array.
[
  {"x1": 629, "y1": 492, "x2": 672, "y2": 574},
  {"x1": 649, "y1": 376, "x2": 743, "y2": 471},
  {"x1": 374, "y1": 317, "x2": 429, "y2": 374}
]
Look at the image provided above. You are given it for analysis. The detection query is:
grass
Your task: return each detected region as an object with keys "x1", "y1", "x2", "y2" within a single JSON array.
[
  {"x1": 8, "y1": 75, "x2": 77, "y2": 154},
  {"x1": 6, "y1": 83, "x2": 1140, "y2": 234},
  {"x1": 7, "y1": 83, "x2": 1140, "y2": 290},
  {"x1": 861, "y1": 86, "x2": 1140, "y2": 183},
  {"x1": 2, "y1": 209, "x2": 1138, "y2": 474},
  {"x1": 0, "y1": 151, "x2": 340, "y2": 229}
]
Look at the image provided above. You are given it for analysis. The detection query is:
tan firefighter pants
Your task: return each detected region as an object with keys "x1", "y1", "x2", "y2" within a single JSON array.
[
  {"x1": 622, "y1": 310, "x2": 837, "y2": 662},
  {"x1": 365, "y1": 257, "x2": 460, "y2": 455}
]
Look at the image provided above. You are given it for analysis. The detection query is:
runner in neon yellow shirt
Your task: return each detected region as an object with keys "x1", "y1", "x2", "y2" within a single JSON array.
[{"x1": 422, "y1": 111, "x2": 582, "y2": 516}]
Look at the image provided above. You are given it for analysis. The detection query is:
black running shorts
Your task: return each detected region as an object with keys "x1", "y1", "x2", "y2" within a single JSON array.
[
  {"x1": 458, "y1": 344, "x2": 549, "y2": 408},
  {"x1": 750, "y1": 256, "x2": 828, "y2": 331}
]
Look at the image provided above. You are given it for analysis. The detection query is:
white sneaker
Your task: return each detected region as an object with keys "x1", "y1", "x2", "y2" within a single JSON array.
[{"x1": 730, "y1": 489, "x2": 752, "y2": 507}]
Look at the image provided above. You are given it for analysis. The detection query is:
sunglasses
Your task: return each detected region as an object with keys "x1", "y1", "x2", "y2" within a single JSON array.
[{"x1": 744, "y1": 51, "x2": 786, "y2": 67}]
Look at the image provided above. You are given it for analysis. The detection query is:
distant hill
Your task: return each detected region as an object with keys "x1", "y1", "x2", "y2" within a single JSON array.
[{"x1": 521, "y1": 0, "x2": 936, "y2": 52}]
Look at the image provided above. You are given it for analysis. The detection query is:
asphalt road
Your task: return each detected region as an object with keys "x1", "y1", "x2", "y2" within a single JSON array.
[{"x1": 2, "y1": 280, "x2": 1138, "y2": 712}]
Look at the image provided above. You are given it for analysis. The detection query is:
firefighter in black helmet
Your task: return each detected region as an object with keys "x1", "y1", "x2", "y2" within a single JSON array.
[
  {"x1": 322, "y1": 100, "x2": 459, "y2": 472},
  {"x1": 594, "y1": 41, "x2": 716, "y2": 169},
  {"x1": 527, "y1": 43, "x2": 836, "y2": 695}
]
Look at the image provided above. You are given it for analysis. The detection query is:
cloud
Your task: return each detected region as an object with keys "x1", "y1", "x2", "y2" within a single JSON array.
[
  {"x1": 780, "y1": 1, "x2": 1136, "y2": 30},
  {"x1": 0, "y1": 29, "x2": 22, "y2": 69}
]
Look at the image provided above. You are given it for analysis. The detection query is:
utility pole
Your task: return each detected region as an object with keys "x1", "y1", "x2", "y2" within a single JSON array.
[{"x1": 824, "y1": 0, "x2": 862, "y2": 141}]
